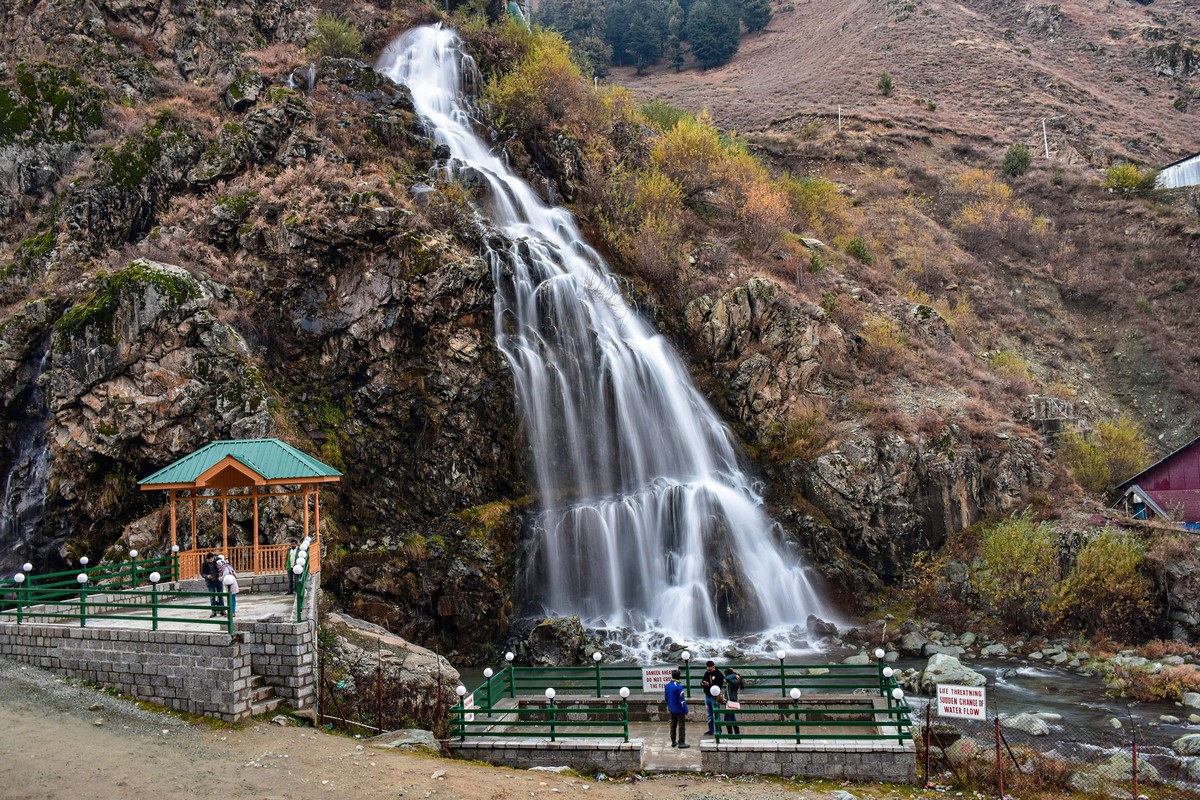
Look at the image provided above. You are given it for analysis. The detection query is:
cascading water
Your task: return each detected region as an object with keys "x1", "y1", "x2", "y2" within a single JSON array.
[{"x1": 378, "y1": 26, "x2": 830, "y2": 653}]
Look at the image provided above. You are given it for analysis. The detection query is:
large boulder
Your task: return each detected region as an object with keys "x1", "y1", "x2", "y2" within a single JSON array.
[
  {"x1": 1173, "y1": 733, "x2": 1200, "y2": 756},
  {"x1": 921, "y1": 653, "x2": 986, "y2": 692},
  {"x1": 526, "y1": 616, "x2": 592, "y2": 666},
  {"x1": 1000, "y1": 712, "x2": 1050, "y2": 736}
]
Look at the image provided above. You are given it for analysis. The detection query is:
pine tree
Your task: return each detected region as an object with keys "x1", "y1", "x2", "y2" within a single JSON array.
[
  {"x1": 739, "y1": 0, "x2": 771, "y2": 33},
  {"x1": 626, "y1": 11, "x2": 662, "y2": 73},
  {"x1": 666, "y1": 0, "x2": 686, "y2": 71},
  {"x1": 687, "y1": 0, "x2": 739, "y2": 69}
]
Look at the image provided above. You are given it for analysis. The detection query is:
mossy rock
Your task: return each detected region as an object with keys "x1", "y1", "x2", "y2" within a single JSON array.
[
  {"x1": 223, "y1": 70, "x2": 265, "y2": 112},
  {"x1": 53, "y1": 259, "x2": 201, "y2": 352},
  {"x1": 0, "y1": 62, "x2": 106, "y2": 146}
]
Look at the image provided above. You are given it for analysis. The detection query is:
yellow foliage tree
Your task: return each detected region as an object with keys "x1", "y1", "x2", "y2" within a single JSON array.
[
  {"x1": 649, "y1": 111, "x2": 727, "y2": 202},
  {"x1": 972, "y1": 513, "x2": 1060, "y2": 632},
  {"x1": 1058, "y1": 415, "x2": 1152, "y2": 494},
  {"x1": 1057, "y1": 529, "x2": 1152, "y2": 641},
  {"x1": 735, "y1": 179, "x2": 792, "y2": 254},
  {"x1": 483, "y1": 29, "x2": 590, "y2": 139}
]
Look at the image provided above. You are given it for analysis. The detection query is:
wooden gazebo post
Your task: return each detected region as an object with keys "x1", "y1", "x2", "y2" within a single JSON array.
[{"x1": 253, "y1": 486, "x2": 260, "y2": 574}]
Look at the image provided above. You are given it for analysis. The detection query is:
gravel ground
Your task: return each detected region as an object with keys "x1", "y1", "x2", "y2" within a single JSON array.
[{"x1": 0, "y1": 657, "x2": 940, "y2": 800}]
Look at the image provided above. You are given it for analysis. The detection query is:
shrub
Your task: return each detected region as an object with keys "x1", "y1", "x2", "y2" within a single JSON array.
[
  {"x1": 844, "y1": 235, "x2": 873, "y2": 264},
  {"x1": 307, "y1": 14, "x2": 362, "y2": 58},
  {"x1": 639, "y1": 99, "x2": 689, "y2": 132},
  {"x1": 649, "y1": 111, "x2": 728, "y2": 202},
  {"x1": 1057, "y1": 529, "x2": 1153, "y2": 641},
  {"x1": 483, "y1": 29, "x2": 593, "y2": 140},
  {"x1": 860, "y1": 313, "x2": 906, "y2": 367},
  {"x1": 973, "y1": 513, "x2": 1060, "y2": 632},
  {"x1": 781, "y1": 174, "x2": 854, "y2": 240},
  {"x1": 1002, "y1": 143, "x2": 1032, "y2": 177},
  {"x1": 877, "y1": 72, "x2": 894, "y2": 96},
  {"x1": 1058, "y1": 416, "x2": 1152, "y2": 493},
  {"x1": 1103, "y1": 162, "x2": 1158, "y2": 195}
]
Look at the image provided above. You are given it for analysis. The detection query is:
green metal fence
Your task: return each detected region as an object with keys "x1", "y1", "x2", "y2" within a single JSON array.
[
  {"x1": 450, "y1": 660, "x2": 913, "y2": 743},
  {"x1": 0, "y1": 583, "x2": 235, "y2": 632},
  {"x1": 1, "y1": 554, "x2": 180, "y2": 603}
]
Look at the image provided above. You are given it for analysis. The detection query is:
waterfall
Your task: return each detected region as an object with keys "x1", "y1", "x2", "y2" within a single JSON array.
[
  {"x1": 377, "y1": 26, "x2": 829, "y2": 651},
  {"x1": 0, "y1": 349, "x2": 53, "y2": 574}
]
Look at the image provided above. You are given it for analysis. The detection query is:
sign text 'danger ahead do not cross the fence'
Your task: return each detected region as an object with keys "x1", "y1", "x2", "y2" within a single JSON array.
[
  {"x1": 937, "y1": 684, "x2": 987, "y2": 719},
  {"x1": 642, "y1": 667, "x2": 675, "y2": 693}
]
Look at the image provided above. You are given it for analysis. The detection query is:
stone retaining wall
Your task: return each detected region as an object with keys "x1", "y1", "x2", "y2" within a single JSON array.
[
  {"x1": 451, "y1": 739, "x2": 643, "y2": 771},
  {"x1": 0, "y1": 572, "x2": 319, "y2": 722},
  {"x1": 700, "y1": 740, "x2": 917, "y2": 782}
]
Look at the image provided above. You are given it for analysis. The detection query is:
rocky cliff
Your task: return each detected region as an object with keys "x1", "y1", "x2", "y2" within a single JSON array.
[{"x1": 0, "y1": 0, "x2": 1183, "y2": 659}]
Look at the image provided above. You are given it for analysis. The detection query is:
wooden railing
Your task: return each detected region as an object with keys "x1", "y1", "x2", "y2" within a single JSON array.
[{"x1": 176, "y1": 542, "x2": 319, "y2": 580}]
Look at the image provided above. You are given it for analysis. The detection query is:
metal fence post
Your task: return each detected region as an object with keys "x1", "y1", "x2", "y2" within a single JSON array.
[
  {"x1": 377, "y1": 664, "x2": 383, "y2": 733},
  {"x1": 1132, "y1": 734, "x2": 1139, "y2": 799},
  {"x1": 226, "y1": 590, "x2": 234, "y2": 633},
  {"x1": 151, "y1": 583, "x2": 159, "y2": 631},
  {"x1": 995, "y1": 717, "x2": 1004, "y2": 799},
  {"x1": 924, "y1": 704, "x2": 932, "y2": 788}
]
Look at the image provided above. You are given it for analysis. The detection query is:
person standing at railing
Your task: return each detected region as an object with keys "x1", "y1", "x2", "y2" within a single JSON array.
[
  {"x1": 285, "y1": 539, "x2": 300, "y2": 594},
  {"x1": 701, "y1": 661, "x2": 724, "y2": 736},
  {"x1": 665, "y1": 670, "x2": 689, "y2": 749},
  {"x1": 216, "y1": 555, "x2": 239, "y2": 618},
  {"x1": 722, "y1": 667, "x2": 742, "y2": 737},
  {"x1": 201, "y1": 553, "x2": 224, "y2": 618}
]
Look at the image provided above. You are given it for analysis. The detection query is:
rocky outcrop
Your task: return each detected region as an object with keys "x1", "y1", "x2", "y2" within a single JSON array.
[
  {"x1": 921, "y1": 653, "x2": 986, "y2": 692},
  {"x1": 524, "y1": 616, "x2": 594, "y2": 666}
]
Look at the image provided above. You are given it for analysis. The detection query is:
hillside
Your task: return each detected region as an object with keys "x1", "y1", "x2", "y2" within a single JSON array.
[{"x1": 613, "y1": 0, "x2": 1198, "y2": 164}]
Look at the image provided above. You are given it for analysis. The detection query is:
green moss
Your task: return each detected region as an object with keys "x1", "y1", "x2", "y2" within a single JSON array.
[
  {"x1": 53, "y1": 260, "x2": 200, "y2": 351},
  {"x1": 263, "y1": 86, "x2": 297, "y2": 104},
  {"x1": 0, "y1": 62, "x2": 106, "y2": 145},
  {"x1": 216, "y1": 190, "x2": 258, "y2": 216},
  {"x1": 98, "y1": 114, "x2": 188, "y2": 190},
  {"x1": 5, "y1": 227, "x2": 56, "y2": 278},
  {"x1": 95, "y1": 421, "x2": 118, "y2": 436}
]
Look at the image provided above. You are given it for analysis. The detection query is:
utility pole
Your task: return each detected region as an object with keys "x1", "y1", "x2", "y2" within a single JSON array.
[{"x1": 1042, "y1": 118, "x2": 1050, "y2": 159}]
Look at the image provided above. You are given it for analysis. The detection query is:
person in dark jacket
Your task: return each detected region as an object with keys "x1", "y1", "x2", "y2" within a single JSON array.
[
  {"x1": 700, "y1": 661, "x2": 725, "y2": 735},
  {"x1": 200, "y1": 553, "x2": 224, "y2": 617},
  {"x1": 664, "y1": 670, "x2": 689, "y2": 748},
  {"x1": 723, "y1": 667, "x2": 742, "y2": 737}
]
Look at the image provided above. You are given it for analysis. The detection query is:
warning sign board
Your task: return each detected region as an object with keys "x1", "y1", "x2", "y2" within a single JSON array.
[
  {"x1": 463, "y1": 692, "x2": 475, "y2": 722},
  {"x1": 937, "y1": 684, "x2": 987, "y2": 719},
  {"x1": 642, "y1": 667, "x2": 675, "y2": 693}
]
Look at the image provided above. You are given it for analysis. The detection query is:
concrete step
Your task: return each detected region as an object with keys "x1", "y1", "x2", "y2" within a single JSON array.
[
  {"x1": 252, "y1": 685, "x2": 275, "y2": 703},
  {"x1": 252, "y1": 696, "x2": 283, "y2": 716}
]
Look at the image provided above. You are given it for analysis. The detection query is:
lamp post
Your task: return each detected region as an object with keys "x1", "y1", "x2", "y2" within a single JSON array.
[
  {"x1": 790, "y1": 687, "x2": 802, "y2": 743},
  {"x1": 874, "y1": 647, "x2": 887, "y2": 694},
  {"x1": 76, "y1": 573, "x2": 89, "y2": 627},
  {"x1": 13, "y1": 573, "x2": 25, "y2": 624},
  {"x1": 171, "y1": 545, "x2": 180, "y2": 582},
  {"x1": 129, "y1": 549, "x2": 139, "y2": 588},
  {"x1": 455, "y1": 685, "x2": 468, "y2": 742},
  {"x1": 710, "y1": 684, "x2": 722, "y2": 739},
  {"x1": 483, "y1": 667, "x2": 494, "y2": 715},
  {"x1": 777, "y1": 649, "x2": 788, "y2": 697},
  {"x1": 619, "y1": 686, "x2": 631, "y2": 742},
  {"x1": 505, "y1": 651, "x2": 516, "y2": 697},
  {"x1": 593, "y1": 651, "x2": 603, "y2": 697},
  {"x1": 681, "y1": 650, "x2": 692, "y2": 698},
  {"x1": 545, "y1": 687, "x2": 556, "y2": 742},
  {"x1": 149, "y1": 571, "x2": 162, "y2": 631}
]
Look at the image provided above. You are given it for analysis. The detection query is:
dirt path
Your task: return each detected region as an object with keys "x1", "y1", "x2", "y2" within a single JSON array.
[{"x1": 0, "y1": 657, "x2": 932, "y2": 800}]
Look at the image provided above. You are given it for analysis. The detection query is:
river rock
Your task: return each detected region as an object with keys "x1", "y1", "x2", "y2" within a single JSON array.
[
  {"x1": 1030, "y1": 712, "x2": 1063, "y2": 722},
  {"x1": 958, "y1": 632, "x2": 977, "y2": 647},
  {"x1": 843, "y1": 652, "x2": 870, "y2": 665},
  {"x1": 1029, "y1": 651, "x2": 1044, "y2": 660},
  {"x1": 1160, "y1": 714, "x2": 1182, "y2": 724},
  {"x1": 1173, "y1": 733, "x2": 1200, "y2": 755},
  {"x1": 1190, "y1": 760, "x2": 1200, "y2": 782},
  {"x1": 1190, "y1": 714, "x2": 1200, "y2": 724},
  {"x1": 806, "y1": 615, "x2": 838, "y2": 637},
  {"x1": 900, "y1": 632, "x2": 929, "y2": 656},
  {"x1": 921, "y1": 654, "x2": 986, "y2": 692},
  {"x1": 1104, "y1": 751, "x2": 1160, "y2": 782},
  {"x1": 945, "y1": 737, "x2": 985, "y2": 761},
  {"x1": 1109, "y1": 717, "x2": 1123, "y2": 729},
  {"x1": 1183, "y1": 691, "x2": 1200, "y2": 710},
  {"x1": 526, "y1": 616, "x2": 591, "y2": 666},
  {"x1": 981, "y1": 643, "x2": 1009, "y2": 657},
  {"x1": 924, "y1": 643, "x2": 966, "y2": 657},
  {"x1": 1048, "y1": 652, "x2": 1070, "y2": 665},
  {"x1": 1001, "y1": 712, "x2": 1051, "y2": 736}
]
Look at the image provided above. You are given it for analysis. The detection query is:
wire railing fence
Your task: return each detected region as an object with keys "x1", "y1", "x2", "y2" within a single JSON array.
[
  {"x1": 915, "y1": 704, "x2": 1200, "y2": 798},
  {"x1": 316, "y1": 637, "x2": 453, "y2": 740}
]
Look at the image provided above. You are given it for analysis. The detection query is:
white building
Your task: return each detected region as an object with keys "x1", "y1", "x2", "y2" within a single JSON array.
[{"x1": 1157, "y1": 151, "x2": 1200, "y2": 189}]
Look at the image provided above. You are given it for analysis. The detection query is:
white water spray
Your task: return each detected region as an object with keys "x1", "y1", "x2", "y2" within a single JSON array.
[{"x1": 377, "y1": 26, "x2": 830, "y2": 651}]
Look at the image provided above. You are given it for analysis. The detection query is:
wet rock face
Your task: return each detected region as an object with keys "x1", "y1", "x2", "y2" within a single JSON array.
[{"x1": 524, "y1": 615, "x2": 593, "y2": 666}]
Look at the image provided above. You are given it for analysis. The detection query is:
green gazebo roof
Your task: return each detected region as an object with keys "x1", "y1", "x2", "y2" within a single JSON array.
[{"x1": 138, "y1": 438, "x2": 342, "y2": 488}]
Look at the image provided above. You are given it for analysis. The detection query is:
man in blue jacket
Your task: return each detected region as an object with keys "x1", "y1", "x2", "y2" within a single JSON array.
[{"x1": 664, "y1": 670, "x2": 689, "y2": 748}]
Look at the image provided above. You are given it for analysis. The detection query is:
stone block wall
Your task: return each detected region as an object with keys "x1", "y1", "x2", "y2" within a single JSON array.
[
  {"x1": 700, "y1": 740, "x2": 917, "y2": 783},
  {"x1": 0, "y1": 571, "x2": 320, "y2": 722},
  {"x1": 0, "y1": 624, "x2": 253, "y2": 721},
  {"x1": 451, "y1": 740, "x2": 643, "y2": 772}
]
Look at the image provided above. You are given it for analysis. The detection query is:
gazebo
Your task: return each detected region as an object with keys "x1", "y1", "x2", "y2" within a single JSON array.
[{"x1": 138, "y1": 438, "x2": 342, "y2": 580}]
